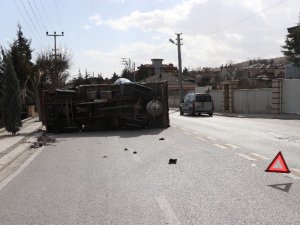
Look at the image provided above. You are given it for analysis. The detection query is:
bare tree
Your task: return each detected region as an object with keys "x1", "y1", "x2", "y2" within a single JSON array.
[
  {"x1": 36, "y1": 50, "x2": 72, "y2": 92},
  {"x1": 34, "y1": 50, "x2": 72, "y2": 121}
]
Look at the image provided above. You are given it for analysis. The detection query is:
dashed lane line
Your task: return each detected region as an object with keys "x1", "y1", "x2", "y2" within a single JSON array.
[
  {"x1": 196, "y1": 137, "x2": 206, "y2": 141},
  {"x1": 290, "y1": 168, "x2": 300, "y2": 178},
  {"x1": 248, "y1": 153, "x2": 270, "y2": 160},
  {"x1": 206, "y1": 136, "x2": 216, "y2": 141},
  {"x1": 237, "y1": 153, "x2": 257, "y2": 161},
  {"x1": 214, "y1": 144, "x2": 227, "y2": 149},
  {"x1": 285, "y1": 173, "x2": 300, "y2": 180},
  {"x1": 155, "y1": 196, "x2": 181, "y2": 225},
  {"x1": 224, "y1": 144, "x2": 240, "y2": 149}
]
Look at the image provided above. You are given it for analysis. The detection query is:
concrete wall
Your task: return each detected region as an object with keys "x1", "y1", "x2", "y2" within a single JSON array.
[
  {"x1": 282, "y1": 79, "x2": 300, "y2": 113},
  {"x1": 210, "y1": 90, "x2": 224, "y2": 112},
  {"x1": 233, "y1": 88, "x2": 272, "y2": 113}
]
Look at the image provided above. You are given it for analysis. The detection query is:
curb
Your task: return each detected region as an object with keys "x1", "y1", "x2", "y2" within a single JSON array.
[
  {"x1": 0, "y1": 124, "x2": 43, "y2": 173},
  {"x1": 0, "y1": 117, "x2": 34, "y2": 133}
]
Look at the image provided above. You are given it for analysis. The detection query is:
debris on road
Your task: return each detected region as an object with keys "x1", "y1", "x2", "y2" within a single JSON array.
[
  {"x1": 169, "y1": 158, "x2": 177, "y2": 164},
  {"x1": 133, "y1": 151, "x2": 137, "y2": 154},
  {"x1": 30, "y1": 133, "x2": 56, "y2": 149},
  {"x1": 102, "y1": 156, "x2": 108, "y2": 158},
  {"x1": 159, "y1": 137, "x2": 165, "y2": 141},
  {"x1": 124, "y1": 148, "x2": 128, "y2": 151}
]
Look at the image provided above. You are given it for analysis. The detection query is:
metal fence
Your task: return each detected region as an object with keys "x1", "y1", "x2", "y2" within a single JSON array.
[
  {"x1": 282, "y1": 79, "x2": 300, "y2": 113},
  {"x1": 233, "y1": 88, "x2": 272, "y2": 113},
  {"x1": 210, "y1": 90, "x2": 224, "y2": 112}
]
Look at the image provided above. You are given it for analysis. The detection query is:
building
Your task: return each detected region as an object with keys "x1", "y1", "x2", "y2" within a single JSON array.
[
  {"x1": 137, "y1": 59, "x2": 196, "y2": 107},
  {"x1": 137, "y1": 59, "x2": 178, "y2": 76}
]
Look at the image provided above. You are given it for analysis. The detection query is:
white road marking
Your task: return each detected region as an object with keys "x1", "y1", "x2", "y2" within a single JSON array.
[
  {"x1": 214, "y1": 144, "x2": 227, "y2": 149},
  {"x1": 155, "y1": 196, "x2": 181, "y2": 225},
  {"x1": 0, "y1": 147, "x2": 45, "y2": 192},
  {"x1": 237, "y1": 153, "x2": 257, "y2": 161},
  {"x1": 251, "y1": 164, "x2": 256, "y2": 167},
  {"x1": 290, "y1": 168, "x2": 300, "y2": 178},
  {"x1": 291, "y1": 168, "x2": 300, "y2": 173},
  {"x1": 206, "y1": 136, "x2": 216, "y2": 141},
  {"x1": 225, "y1": 144, "x2": 240, "y2": 149},
  {"x1": 249, "y1": 153, "x2": 270, "y2": 160},
  {"x1": 196, "y1": 137, "x2": 206, "y2": 141},
  {"x1": 284, "y1": 173, "x2": 300, "y2": 180}
]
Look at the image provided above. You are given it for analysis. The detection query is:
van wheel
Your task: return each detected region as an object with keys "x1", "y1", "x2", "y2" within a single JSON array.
[
  {"x1": 189, "y1": 108, "x2": 194, "y2": 116},
  {"x1": 180, "y1": 108, "x2": 183, "y2": 115},
  {"x1": 209, "y1": 112, "x2": 213, "y2": 117}
]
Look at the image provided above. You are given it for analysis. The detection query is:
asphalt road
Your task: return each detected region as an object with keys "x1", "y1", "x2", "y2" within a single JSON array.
[{"x1": 0, "y1": 113, "x2": 299, "y2": 225}]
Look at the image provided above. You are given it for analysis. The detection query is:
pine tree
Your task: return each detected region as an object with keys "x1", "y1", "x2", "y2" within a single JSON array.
[
  {"x1": 111, "y1": 72, "x2": 119, "y2": 82},
  {"x1": 10, "y1": 24, "x2": 33, "y2": 109},
  {"x1": 282, "y1": 24, "x2": 300, "y2": 66},
  {"x1": 2, "y1": 54, "x2": 21, "y2": 135},
  {"x1": 0, "y1": 48, "x2": 4, "y2": 128}
]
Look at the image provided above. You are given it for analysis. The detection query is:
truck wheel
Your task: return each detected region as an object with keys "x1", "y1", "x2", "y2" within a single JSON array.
[{"x1": 209, "y1": 112, "x2": 213, "y2": 117}]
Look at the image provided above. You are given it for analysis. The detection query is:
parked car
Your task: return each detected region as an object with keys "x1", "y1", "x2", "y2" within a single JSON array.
[{"x1": 180, "y1": 93, "x2": 214, "y2": 116}]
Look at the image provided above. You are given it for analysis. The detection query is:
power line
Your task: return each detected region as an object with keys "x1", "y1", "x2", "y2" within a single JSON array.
[
  {"x1": 26, "y1": 0, "x2": 43, "y2": 31},
  {"x1": 54, "y1": 0, "x2": 64, "y2": 31},
  {"x1": 38, "y1": 0, "x2": 54, "y2": 31},
  {"x1": 19, "y1": 0, "x2": 44, "y2": 42},
  {"x1": 207, "y1": 0, "x2": 286, "y2": 36},
  {"x1": 26, "y1": 0, "x2": 49, "y2": 45},
  {"x1": 12, "y1": 0, "x2": 43, "y2": 46},
  {"x1": 32, "y1": 0, "x2": 47, "y2": 31},
  {"x1": 12, "y1": 0, "x2": 35, "y2": 38}
]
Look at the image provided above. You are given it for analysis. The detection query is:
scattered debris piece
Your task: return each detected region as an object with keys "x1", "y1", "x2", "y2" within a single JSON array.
[
  {"x1": 124, "y1": 148, "x2": 128, "y2": 151},
  {"x1": 30, "y1": 133, "x2": 56, "y2": 149},
  {"x1": 102, "y1": 156, "x2": 108, "y2": 158},
  {"x1": 133, "y1": 151, "x2": 137, "y2": 154},
  {"x1": 169, "y1": 158, "x2": 177, "y2": 164},
  {"x1": 159, "y1": 138, "x2": 165, "y2": 141}
]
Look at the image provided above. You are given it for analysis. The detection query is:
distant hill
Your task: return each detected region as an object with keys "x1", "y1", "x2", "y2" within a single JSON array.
[{"x1": 233, "y1": 57, "x2": 288, "y2": 68}]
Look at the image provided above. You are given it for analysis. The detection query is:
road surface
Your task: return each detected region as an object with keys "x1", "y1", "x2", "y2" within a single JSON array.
[{"x1": 0, "y1": 112, "x2": 299, "y2": 225}]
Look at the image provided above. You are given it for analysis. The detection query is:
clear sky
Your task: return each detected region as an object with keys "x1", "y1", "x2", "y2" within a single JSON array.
[{"x1": 1, "y1": 0, "x2": 299, "y2": 79}]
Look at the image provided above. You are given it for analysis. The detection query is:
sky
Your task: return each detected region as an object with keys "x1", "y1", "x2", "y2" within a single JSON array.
[{"x1": 1, "y1": 0, "x2": 300, "y2": 79}]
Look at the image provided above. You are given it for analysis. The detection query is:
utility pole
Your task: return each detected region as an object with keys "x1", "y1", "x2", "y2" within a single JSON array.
[
  {"x1": 176, "y1": 33, "x2": 183, "y2": 103},
  {"x1": 169, "y1": 33, "x2": 184, "y2": 103},
  {"x1": 170, "y1": 33, "x2": 184, "y2": 103},
  {"x1": 46, "y1": 31, "x2": 64, "y2": 59}
]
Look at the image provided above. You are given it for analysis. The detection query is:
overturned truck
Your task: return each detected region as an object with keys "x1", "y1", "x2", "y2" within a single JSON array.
[{"x1": 42, "y1": 80, "x2": 169, "y2": 132}]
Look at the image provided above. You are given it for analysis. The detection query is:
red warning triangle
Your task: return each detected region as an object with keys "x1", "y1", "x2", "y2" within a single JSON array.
[{"x1": 265, "y1": 151, "x2": 290, "y2": 173}]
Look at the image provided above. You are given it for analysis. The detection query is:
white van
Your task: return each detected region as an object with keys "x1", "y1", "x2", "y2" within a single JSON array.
[{"x1": 180, "y1": 93, "x2": 214, "y2": 116}]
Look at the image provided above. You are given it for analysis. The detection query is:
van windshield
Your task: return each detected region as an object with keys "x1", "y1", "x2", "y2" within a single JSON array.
[{"x1": 196, "y1": 95, "x2": 211, "y2": 102}]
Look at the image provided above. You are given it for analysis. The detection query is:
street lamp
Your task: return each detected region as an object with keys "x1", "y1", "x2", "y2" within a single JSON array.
[{"x1": 169, "y1": 33, "x2": 184, "y2": 103}]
